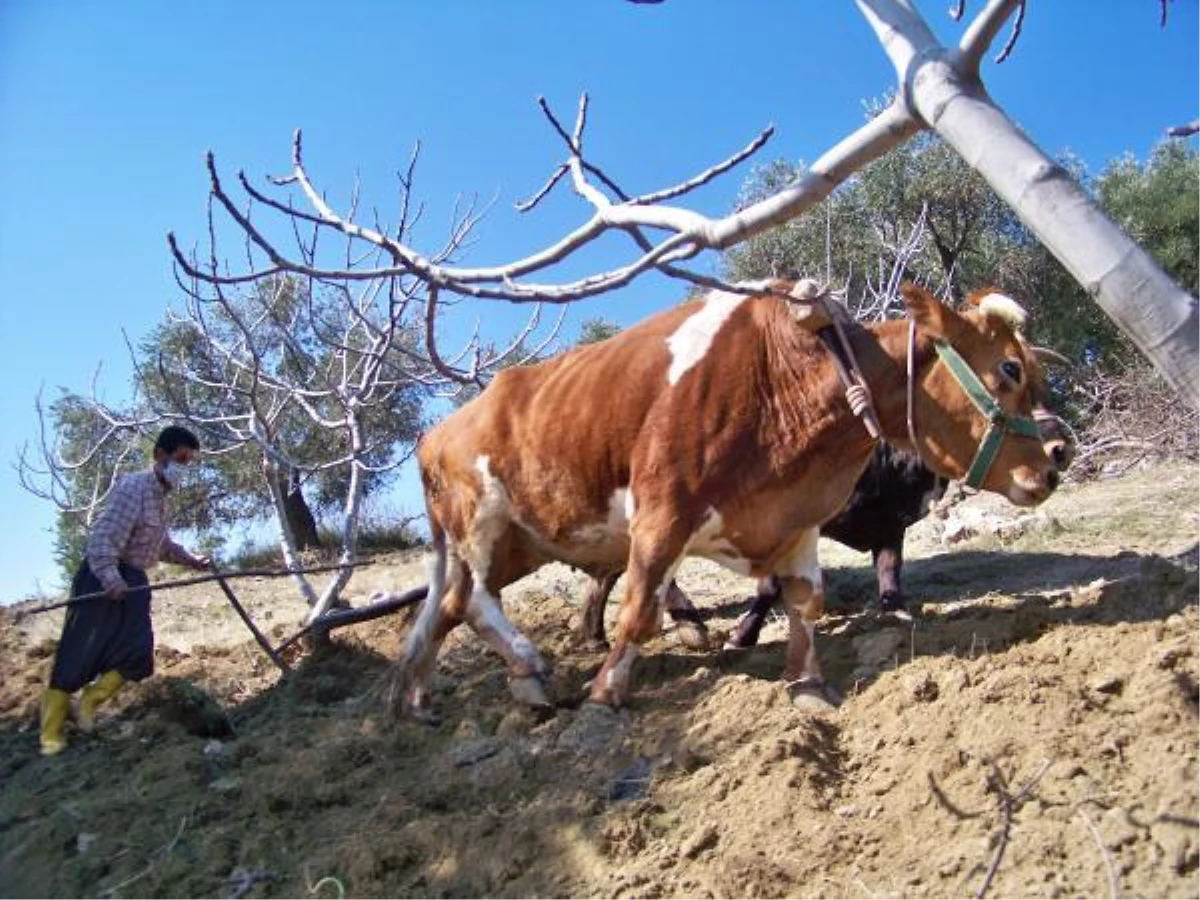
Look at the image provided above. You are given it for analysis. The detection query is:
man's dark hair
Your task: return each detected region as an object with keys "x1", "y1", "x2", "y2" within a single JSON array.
[{"x1": 155, "y1": 425, "x2": 201, "y2": 455}]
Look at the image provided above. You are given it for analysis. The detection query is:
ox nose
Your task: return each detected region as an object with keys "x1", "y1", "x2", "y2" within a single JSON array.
[{"x1": 1047, "y1": 440, "x2": 1072, "y2": 472}]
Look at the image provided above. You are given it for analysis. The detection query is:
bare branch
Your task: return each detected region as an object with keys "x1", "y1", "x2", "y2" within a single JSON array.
[
  {"x1": 992, "y1": 0, "x2": 1026, "y2": 64},
  {"x1": 955, "y1": 0, "x2": 1024, "y2": 74},
  {"x1": 1167, "y1": 120, "x2": 1199, "y2": 138}
]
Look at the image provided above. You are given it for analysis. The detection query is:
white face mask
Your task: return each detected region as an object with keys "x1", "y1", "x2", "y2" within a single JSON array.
[{"x1": 160, "y1": 461, "x2": 186, "y2": 487}]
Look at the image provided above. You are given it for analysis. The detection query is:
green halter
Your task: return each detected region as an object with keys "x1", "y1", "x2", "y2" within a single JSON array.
[{"x1": 932, "y1": 339, "x2": 1043, "y2": 490}]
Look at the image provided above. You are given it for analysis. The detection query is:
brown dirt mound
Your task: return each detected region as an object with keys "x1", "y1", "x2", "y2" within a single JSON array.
[{"x1": 0, "y1": 462, "x2": 1196, "y2": 898}]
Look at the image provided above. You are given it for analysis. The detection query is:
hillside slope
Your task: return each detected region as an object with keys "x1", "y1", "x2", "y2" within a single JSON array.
[{"x1": 1, "y1": 462, "x2": 1196, "y2": 898}]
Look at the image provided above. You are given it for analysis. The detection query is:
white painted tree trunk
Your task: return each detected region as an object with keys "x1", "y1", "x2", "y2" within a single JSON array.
[
  {"x1": 262, "y1": 452, "x2": 319, "y2": 607},
  {"x1": 306, "y1": 412, "x2": 367, "y2": 625},
  {"x1": 859, "y1": 0, "x2": 1199, "y2": 403}
]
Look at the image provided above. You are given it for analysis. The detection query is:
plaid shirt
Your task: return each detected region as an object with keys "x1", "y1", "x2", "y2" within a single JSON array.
[{"x1": 86, "y1": 469, "x2": 194, "y2": 591}]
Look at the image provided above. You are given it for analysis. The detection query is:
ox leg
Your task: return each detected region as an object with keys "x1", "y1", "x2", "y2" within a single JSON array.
[
  {"x1": 873, "y1": 543, "x2": 911, "y2": 620},
  {"x1": 724, "y1": 575, "x2": 782, "y2": 649},
  {"x1": 779, "y1": 575, "x2": 840, "y2": 711},
  {"x1": 394, "y1": 553, "x2": 470, "y2": 722},
  {"x1": 589, "y1": 524, "x2": 687, "y2": 707},
  {"x1": 577, "y1": 572, "x2": 619, "y2": 651},
  {"x1": 665, "y1": 581, "x2": 711, "y2": 650},
  {"x1": 464, "y1": 586, "x2": 553, "y2": 709},
  {"x1": 775, "y1": 530, "x2": 839, "y2": 711}
]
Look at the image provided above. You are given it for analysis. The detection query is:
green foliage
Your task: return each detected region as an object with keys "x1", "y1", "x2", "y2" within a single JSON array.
[
  {"x1": 44, "y1": 274, "x2": 431, "y2": 581},
  {"x1": 576, "y1": 317, "x2": 622, "y2": 345},
  {"x1": 725, "y1": 128, "x2": 1022, "y2": 303},
  {"x1": 1097, "y1": 141, "x2": 1199, "y2": 296},
  {"x1": 47, "y1": 393, "x2": 149, "y2": 576},
  {"x1": 226, "y1": 518, "x2": 423, "y2": 571}
]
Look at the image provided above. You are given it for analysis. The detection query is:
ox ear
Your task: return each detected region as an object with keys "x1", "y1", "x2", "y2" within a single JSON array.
[{"x1": 900, "y1": 282, "x2": 958, "y2": 342}]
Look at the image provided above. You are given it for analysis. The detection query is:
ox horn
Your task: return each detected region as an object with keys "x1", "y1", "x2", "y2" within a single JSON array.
[
  {"x1": 788, "y1": 278, "x2": 826, "y2": 301},
  {"x1": 1030, "y1": 345, "x2": 1072, "y2": 368}
]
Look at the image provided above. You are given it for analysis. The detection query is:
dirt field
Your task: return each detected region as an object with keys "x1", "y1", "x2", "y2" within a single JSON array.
[{"x1": 1, "y1": 462, "x2": 1196, "y2": 899}]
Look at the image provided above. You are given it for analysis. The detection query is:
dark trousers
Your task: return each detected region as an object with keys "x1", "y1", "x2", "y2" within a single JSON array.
[{"x1": 49, "y1": 562, "x2": 154, "y2": 692}]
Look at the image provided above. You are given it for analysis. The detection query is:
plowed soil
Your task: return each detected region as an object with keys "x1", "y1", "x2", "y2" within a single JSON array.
[{"x1": 1, "y1": 462, "x2": 1196, "y2": 899}]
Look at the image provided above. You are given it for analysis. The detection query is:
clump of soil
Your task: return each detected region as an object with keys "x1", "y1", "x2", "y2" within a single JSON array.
[{"x1": 0, "y1": 462, "x2": 1195, "y2": 898}]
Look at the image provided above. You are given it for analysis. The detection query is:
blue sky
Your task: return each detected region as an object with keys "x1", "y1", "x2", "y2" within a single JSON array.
[{"x1": 1, "y1": 1, "x2": 1197, "y2": 602}]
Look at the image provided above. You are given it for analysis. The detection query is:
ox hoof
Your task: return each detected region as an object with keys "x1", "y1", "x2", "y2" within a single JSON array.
[
  {"x1": 722, "y1": 612, "x2": 764, "y2": 651},
  {"x1": 877, "y1": 592, "x2": 914, "y2": 623},
  {"x1": 674, "y1": 621, "x2": 711, "y2": 651},
  {"x1": 585, "y1": 681, "x2": 625, "y2": 709},
  {"x1": 404, "y1": 701, "x2": 441, "y2": 727},
  {"x1": 508, "y1": 674, "x2": 553, "y2": 710},
  {"x1": 787, "y1": 679, "x2": 841, "y2": 713}
]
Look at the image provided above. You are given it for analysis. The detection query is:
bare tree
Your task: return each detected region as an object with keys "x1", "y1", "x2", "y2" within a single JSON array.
[
  {"x1": 22, "y1": 243, "x2": 560, "y2": 624},
  {"x1": 168, "y1": 1, "x2": 1197, "y2": 409}
]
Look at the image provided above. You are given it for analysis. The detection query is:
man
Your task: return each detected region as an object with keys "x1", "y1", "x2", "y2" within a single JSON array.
[{"x1": 40, "y1": 425, "x2": 211, "y2": 756}]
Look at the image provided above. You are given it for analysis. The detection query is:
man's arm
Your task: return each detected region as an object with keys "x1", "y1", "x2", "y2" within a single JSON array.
[{"x1": 160, "y1": 535, "x2": 210, "y2": 571}]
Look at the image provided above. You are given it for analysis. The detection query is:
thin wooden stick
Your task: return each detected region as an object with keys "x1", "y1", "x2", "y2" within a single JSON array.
[
  {"x1": 1077, "y1": 807, "x2": 1121, "y2": 899},
  {"x1": 977, "y1": 758, "x2": 1053, "y2": 898},
  {"x1": 14, "y1": 559, "x2": 378, "y2": 617},
  {"x1": 212, "y1": 570, "x2": 291, "y2": 673}
]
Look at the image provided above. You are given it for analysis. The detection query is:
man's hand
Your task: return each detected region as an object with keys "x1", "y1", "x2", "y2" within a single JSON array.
[{"x1": 105, "y1": 581, "x2": 129, "y2": 600}]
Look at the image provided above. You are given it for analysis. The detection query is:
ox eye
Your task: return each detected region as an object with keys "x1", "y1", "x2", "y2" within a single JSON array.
[{"x1": 999, "y1": 359, "x2": 1023, "y2": 385}]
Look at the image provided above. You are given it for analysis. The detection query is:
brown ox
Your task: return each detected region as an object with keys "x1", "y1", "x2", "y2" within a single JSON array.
[{"x1": 397, "y1": 281, "x2": 1059, "y2": 718}]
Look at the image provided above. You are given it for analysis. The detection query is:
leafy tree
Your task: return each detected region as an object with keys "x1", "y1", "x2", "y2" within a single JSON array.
[
  {"x1": 725, "y1": 123, "x2": 1026, "y2": 307},
  {"x1": 576, "y1": 317, "x2": 622, "y2": 345},
  {"x1": 1097, "y1": 141, "x2": 1198, "y2": 297}
]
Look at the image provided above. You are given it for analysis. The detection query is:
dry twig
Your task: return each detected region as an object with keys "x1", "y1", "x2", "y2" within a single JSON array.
[
  {"x1": 98, "y1": 815, "x2": 189, "y2": 897},
  {"x1": 976, "y1": 758, "x2": 1053, "y2": 898},
  {"x1": 1077, "y1": 807, "x2": 1121, "y2": 899}
]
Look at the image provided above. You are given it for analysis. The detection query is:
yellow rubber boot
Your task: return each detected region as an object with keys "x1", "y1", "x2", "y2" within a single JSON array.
[
  {"x1": 77, "y1": 671, "x2": 125, "y2": 733},
  {"x1": 40, "y1": 689, "x2": 70, "y2": 756}
]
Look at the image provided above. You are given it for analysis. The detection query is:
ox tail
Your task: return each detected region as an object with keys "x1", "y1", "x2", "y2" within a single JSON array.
[{"x1": 385, "y1": 519, "x2": 450, "y2": 717}]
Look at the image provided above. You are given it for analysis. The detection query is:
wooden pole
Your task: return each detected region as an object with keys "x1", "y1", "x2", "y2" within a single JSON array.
[
  {"x1": 14, "y1": 559, "x2": 378, "y2": 618},
  {"x1": 211, "y1": 570, "x2": 291, "y2": 674}
]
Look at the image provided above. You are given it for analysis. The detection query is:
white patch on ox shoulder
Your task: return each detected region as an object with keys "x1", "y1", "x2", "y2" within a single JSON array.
[
  {"x1": 977, "y1": 292, "x2": 1029, "y2": 332},
  {"x1": 685, "y1": 508, "x2": 751, "y2": 576},
  {"x1": 470, "y1": 455, "x2": 513, "y2": 583},
  {"x1": 666, "y1": 291, "x2": 747, "y2": 385},
  {"x1": 774, "y1": 528, "x2": 822, "y2": 589}
]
